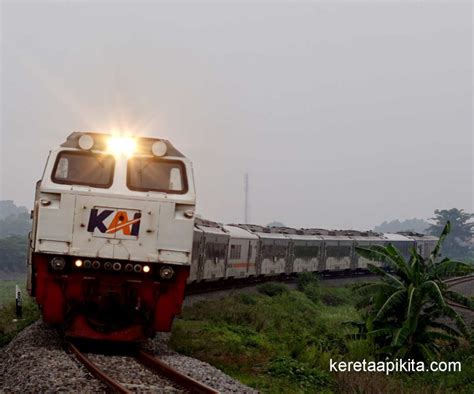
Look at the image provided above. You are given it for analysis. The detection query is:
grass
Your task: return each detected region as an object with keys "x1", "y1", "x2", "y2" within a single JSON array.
[
  {"x1": 0, "y1": 275, "x2": 472, "y2": 392},
  {"x1": 170, "y1": 281, "x2": 362, "y2": 392},
  {"x1": 0, "y1": 278, "x2": 27, "y2": 306},
  {"x1": 170, "y1": 277, "x2": 474, "y2": 393},
  {"x1": 0, "y1": 278, "x2": 40, "y2": 347}
]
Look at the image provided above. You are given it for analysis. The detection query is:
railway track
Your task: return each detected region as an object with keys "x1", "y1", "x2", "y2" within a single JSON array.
[
  {"x1": 185, "y1": 270, "x2": 378, "y2": 296},
  {"x1": 444, "y1": 274, "x2": 474, "y2": 313},
  {"x1": 444, "y1": 274, "x2": 474, "y2": 287},
  {"x1": 67, "y1": 342, "x2": 218, "y2": 394}
]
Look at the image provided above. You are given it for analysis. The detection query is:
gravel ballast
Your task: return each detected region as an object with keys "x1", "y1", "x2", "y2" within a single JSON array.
[
  {"x1": 0, "y1": 321, "x2": 106, "y2": 392},
  {"x1": 0, "y1": 321, "x2": 257, "y2": 393}
]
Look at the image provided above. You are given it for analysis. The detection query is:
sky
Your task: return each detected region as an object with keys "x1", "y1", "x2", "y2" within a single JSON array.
[{"x1": 0, "y1": 1, "x2": 472, "y2": 230}]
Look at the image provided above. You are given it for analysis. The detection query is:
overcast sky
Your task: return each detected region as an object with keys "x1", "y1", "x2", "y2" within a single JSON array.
[{"x1": 1, "y1": 1, "x2": 472, "y2": 230}]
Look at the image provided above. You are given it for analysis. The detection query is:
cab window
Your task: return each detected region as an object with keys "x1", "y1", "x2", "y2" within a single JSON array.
[
  {"x1": 52, "y1": 151, "x2": 115, "y2": 188},
  {"x1": 127, "y1": 157, "x2": 188, "y2": 194}
]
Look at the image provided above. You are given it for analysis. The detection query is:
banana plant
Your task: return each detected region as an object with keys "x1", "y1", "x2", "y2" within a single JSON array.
[{"x1": 354, "y1": 221, "x2": 473, "y2": 361}]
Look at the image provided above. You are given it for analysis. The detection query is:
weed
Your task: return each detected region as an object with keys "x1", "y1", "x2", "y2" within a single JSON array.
[{"x1": 257, "y1": 282, "x2": 289, "y2": 297}]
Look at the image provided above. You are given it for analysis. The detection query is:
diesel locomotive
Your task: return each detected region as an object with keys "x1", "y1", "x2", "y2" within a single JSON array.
[
  {"x1": 28, "y1": 132, "x2": 438, "y2": 342},
  {"x1": 28, "y1": 132, "x2": 196, "y2": 341}
]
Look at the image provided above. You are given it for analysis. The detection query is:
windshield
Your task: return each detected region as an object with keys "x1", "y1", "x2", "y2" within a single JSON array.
[
  {"x1": 127, "y1": 157, "x2": 187, "y2": 194},
  {"x1": 52, "y1": 151, "x2": 115, "y2": 188}
]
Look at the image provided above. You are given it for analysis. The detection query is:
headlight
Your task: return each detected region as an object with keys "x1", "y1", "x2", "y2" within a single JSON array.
[
  {"x1": 107, "y1": 136, "x2": 137, "y2": 157},
  {"x1": 74, "y1": 259, "x2": 83, "y2": 268},
  {"x1": 160, "y1": 266, "x2": 174, "y2": 279},
  {"x1": 50, "y1": 257, "x2": 66, "y2": 271},
  {"x1": 143, "y1": 265, "x2": 150, "y2": 273}
]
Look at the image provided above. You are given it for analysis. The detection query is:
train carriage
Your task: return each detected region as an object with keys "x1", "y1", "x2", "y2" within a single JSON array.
[
  {"x1": 398, "y1": 233, "x2": 439, "y2": 259},
  {"x1": 223, "y1": 225, "x2": 259, "y2": 278},
  {"x1": 320, "y1": 233, "x2": 354, "y2": 273},
  {"x1": 285, "y1": 233, "x2": 323, "y2": 274},
  {"x1": 383, "y1": 233, "x2": 415, "y2": 261},
  {"x1": 350, "y1": 232, "x2": 386, "y2": 270},
  {"x1": 194, "y1": 220, "x2": 229, "y2": 281},
  {"x1": 190, "y1": 226, "x2": 204, "y2": 282},
  {"x1": 257, "y1": 232, "x2": 290, "y2": 276}
]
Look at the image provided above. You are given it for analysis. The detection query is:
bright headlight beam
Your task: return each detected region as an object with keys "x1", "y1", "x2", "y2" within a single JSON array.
[{"x1": 107, "y1": 136, "x2": 137, "y2": 157}]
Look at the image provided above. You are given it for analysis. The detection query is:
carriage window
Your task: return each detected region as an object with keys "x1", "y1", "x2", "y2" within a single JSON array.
[
  {"x1": 127, "y1": 158, "x2": 187, "y2": 194},
  {"x1": 326, "y1": 245, "x2": 352, "y2": 258},
  {"x1": 262, "y1": 243, "x2": 287, "y2": 258},
  {"x1": 295, "y1": 246, "x2": 320, "y2": 259},
  {"x1": 229, "y1": 244, "x2": 242, "y2": 259},
  {"x1": 52, "y1": 151, "x2": 115, "y2": 188},
  {"x1": 205, "y1": 243, "x2": 227, "y2": 260}
]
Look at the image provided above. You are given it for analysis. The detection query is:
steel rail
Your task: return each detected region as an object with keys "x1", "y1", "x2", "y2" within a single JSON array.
[
  {"x1": 67, "y1": 342, "x2": 131, "y2": 394},
  {"x1": 136, "y1": 350, "x2": 219, "y2": 394},
  {"x1": 444, "y1": 274, "x2": 474, "y2": 287},
  {"x1": 445, "y1": 275, "x2": 473, "y2": 312},
  {"x1": 447, "y1": 300, "x2": 474, "y2": 312}
]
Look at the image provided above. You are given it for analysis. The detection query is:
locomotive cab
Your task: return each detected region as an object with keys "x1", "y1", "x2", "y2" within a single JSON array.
[{"x1": 28, "y1": 132, "x2": 196, "y2": 341}]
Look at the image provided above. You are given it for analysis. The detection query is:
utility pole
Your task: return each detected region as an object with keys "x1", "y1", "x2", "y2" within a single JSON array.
[{"x1": 244, "y1": 173, "x2": 249, "y2": 223}]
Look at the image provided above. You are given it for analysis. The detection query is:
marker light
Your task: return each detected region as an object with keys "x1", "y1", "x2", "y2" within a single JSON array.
[
  {"x1": 151, "y1": 141, "x2": 167, "y2": 157},
  {"x1": 74, "y1": 259, "x2": 83, "y2": 268},
  {"x1": 107, "y1": 136, "x2": 137, "y2": 157},
  {"x1": 78, "y1": 134, "x2": 94, "y2": 150},
  {"x1": 143, "y1": 265, "x2": 150, "y2": 273},
  {"x1": 159, "y1": 266, "x2": 174, "y2": 279},
  {"x1": 50, "y1": 257, "x2": 66, "y2": 271}
]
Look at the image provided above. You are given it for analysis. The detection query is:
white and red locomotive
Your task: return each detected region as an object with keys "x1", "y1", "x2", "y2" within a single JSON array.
[{"x1": 28, "y1": 132, "x2": 196, "y2": 341}]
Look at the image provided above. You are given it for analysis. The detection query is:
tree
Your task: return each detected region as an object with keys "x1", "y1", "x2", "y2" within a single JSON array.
[
  {"x1": 0, "y1": 200, "x2": 28, "y2": 220},
  {"x1": 427, "y1": 209, "x2": 473, "y2": 260},
  {"x1": 0, "y1": 235, "x2": 28, "y2": 274},
  {"x1": 0, "y1": 212, "x2": 31, "y2": 237},
  {"x1": 0, "y1": 200, "x2": 31, "y2": 237},
  {"x1": 353, "y1": 222, "x2": 473, "y2": 361},
  {"x1": 374, "y1": 218, "x2": 430, "y2": 234}
]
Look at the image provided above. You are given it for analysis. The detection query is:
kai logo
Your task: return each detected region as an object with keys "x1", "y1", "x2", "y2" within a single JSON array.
[{"x1": 87, "y1": 208, "x2": 141, "y2": 237}]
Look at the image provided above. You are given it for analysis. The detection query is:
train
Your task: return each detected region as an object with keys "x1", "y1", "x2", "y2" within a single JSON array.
[
  {"x1": 189, "y1": 219, "x2": 438, "y2": 283},
  {"x1": 27, "y1": 132, "x2": 438, "y2": 342}
]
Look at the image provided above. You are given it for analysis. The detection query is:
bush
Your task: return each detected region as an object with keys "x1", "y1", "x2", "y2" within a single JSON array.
[
  {"x1": 256, "y1": 282, "x2": 288, "y2": 297},
  {"x1": 237, "y1": 293, "x2": 257, "y2": 305},
  {"x1": 267, "y1": 356, "x2": 330, "y2": 389},
  {"x1": 296, "y1": 271, "x2": 319, "y2": 291},
  {"x1": 320, "y1": 292, "x2": 346, "y2": 306},
  {"x1": 171, "y1": 283, "x2": 472, "y2": 393},
  {"x1": 302, "y1": 282, "x2": 320, "y2": 304}
]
